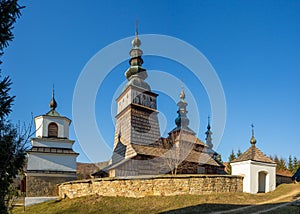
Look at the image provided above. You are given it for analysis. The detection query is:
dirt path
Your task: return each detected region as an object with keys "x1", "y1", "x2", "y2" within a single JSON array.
[
  {"x1": 256, "y1": 198, "x2": 300, "y2": 214},
  {"x1": 211, "y1": 188, "x2": 300, "y2": 214},
  {"x1": 257, "y1": 188, "x2": 300, "y2": 205}
]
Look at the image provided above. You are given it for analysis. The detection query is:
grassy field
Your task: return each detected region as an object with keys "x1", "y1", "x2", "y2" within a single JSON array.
[{"x1": 13, "y1": 183, "x2": 300, "y2": 214}]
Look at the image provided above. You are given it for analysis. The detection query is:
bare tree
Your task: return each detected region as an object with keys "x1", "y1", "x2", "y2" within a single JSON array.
[{"x1": 164, "y1": 132, "x2": 194, "y2": 175}]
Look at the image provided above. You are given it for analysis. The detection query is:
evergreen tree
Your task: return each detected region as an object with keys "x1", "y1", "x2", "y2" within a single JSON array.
[
  {"x1": 236, "y1": 149, "x2": 242, "y2": 158},
  {"x1": 293, "y1": 156, "x2": 299, "y2": 174},
  {"x1": 288, "y1": 155, "x2": 293, "y2": 173},
  {"x1": 278, "y1": 157, "x2": 287, "y2": 171},
  {"x1": 0, "y1": 105, "x2": 27, "y2": 212},
  {"x1": 229, "y1": 149, "x2": 236, "y2": 162},
  {"x1": 0, "y1": 0, "x2": 24, "y2": 62},
  {"x1": 269, "y1": 155, "x2": 273, "y2": 161},
  {"x1": 273, "y1": 155, "x2": 279, "y2": 165},
  {"x1": 0, "y1": 0, "x2": 25, "y2": 212},
  {"x1": 228, "y1": 149, "x2": 236, "y2": 175}
]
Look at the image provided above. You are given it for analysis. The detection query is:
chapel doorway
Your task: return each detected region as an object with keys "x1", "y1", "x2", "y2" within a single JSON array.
[{"x1": 258, "y1": 171, "x2": 267, "y2": 193}]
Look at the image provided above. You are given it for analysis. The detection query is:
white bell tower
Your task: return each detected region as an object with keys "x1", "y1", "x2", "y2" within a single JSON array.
[{"x1": 25, "y1": 89, "x2": 78, "y2": 197}]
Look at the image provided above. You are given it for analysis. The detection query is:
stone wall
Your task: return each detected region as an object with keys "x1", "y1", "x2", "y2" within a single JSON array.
[
  {"x1": 58, "y1": 174, "x2": 243, "y2": 199},
  {"x1": 26, "y1": 175, "x2": 75, "y2": 197}
]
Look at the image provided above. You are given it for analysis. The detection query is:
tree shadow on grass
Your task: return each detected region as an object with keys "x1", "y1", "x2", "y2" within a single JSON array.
[{"x1": 160, "y1": 202, "x2": 300, "y2": 214}]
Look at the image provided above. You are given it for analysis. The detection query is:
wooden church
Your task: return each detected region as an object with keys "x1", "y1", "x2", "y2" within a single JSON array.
[{"x1": 93, "y1": 30, "x2": 225, "y2": 178}]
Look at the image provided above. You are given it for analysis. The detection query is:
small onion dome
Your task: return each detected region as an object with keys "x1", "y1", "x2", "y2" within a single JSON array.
[
  {"x1": 180, "y1": 89, "x2": 185, "y2": 101},
  {"x1": 49, "y1": 88, "x2": 57, "y2": 110},
  {"x1": 250, "y1": 124, "x2": 257, "y2": 145},
  {"x1": 49, "y1": 97, "x2": 57, "y2": 110},
  {"x1": 132, "y1": 36, "x2": 141, "y2": 47},
  {"x1": 129, "y1": 36, "x2": 143, "y2": 58},
  {"x1": 250, "y1": 135, "x2": 257, "y2": 145},
  {"x1": 175, "y1": 87, "x2": 189, "y2": 128}
]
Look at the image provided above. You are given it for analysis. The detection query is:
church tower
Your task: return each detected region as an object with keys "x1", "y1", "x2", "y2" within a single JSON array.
[
  {"x1": 112, "y1": 27, "x2": 161, "y2": 163},
  {"x1": 25, "y1": 89, "x2": 78, "y2": 197}
]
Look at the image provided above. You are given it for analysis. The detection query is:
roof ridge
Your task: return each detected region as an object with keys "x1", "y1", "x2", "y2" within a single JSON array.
[{"x1": 231, "y1": 145, "x2": 275, "y2": 164}]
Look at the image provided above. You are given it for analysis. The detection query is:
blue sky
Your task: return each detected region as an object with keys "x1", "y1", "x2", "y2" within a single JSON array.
[{"x1": 2, "y1": 0, "x2": 300, "y2": 163}]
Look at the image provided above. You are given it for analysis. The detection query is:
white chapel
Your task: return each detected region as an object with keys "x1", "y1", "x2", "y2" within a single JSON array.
[{"x1": 231, "y1": 126, "x2": 276, "y2": 194}]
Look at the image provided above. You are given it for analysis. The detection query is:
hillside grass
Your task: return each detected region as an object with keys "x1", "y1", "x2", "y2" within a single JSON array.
[{"x1": 13, "y1": 183, "x2": 300, "y2": 214}]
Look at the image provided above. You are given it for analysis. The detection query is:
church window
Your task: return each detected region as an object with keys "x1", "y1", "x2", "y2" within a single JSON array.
[{"x1": 48, "y1": 122, "x2": 58, "y2": 137}]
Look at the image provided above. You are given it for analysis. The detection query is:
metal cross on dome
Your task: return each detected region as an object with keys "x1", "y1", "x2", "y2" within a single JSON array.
[{"x1": 135, "y1": 18, "x2": 138, "y2": 36}]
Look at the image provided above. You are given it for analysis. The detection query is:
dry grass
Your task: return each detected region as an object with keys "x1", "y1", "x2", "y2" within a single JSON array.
[{"x1": 13, "y1": 183, "x2": 300, "y2": 214}]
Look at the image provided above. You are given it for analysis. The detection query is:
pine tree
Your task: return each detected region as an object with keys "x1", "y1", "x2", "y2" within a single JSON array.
[
  {"x1": 273, "y1": 155, "x2": 279, "y2": 165},
  {"x1": 273, "y1": 155, "x2": 280, "y2": 171},
  {"x1": 278, "y1": 157, "x2": 287, "y2": 171},
  {"x1": 228, "y1": 149, "x2": 236, "y2": 175},
  {"x1": 0, "y1": 76, "x2": 28, "y2": 212},
  {"x1": 269, "y1": 155, "x2": 273, "y2": 161},
  {"x1": 236, "y1": 149, "x2": 242, "y2": 157},
  {"x1": 229, "y1": 149, "x2": 236, "y2": 162},
  {"x1": 0, "y1": 0, "x2": 24, "y2": 62},
  {"x1": 0, "y1": 1, "x2": 25, "y2": 212},
  {"x1": 293, "y1": 156, "x2": 299, "y2": 174},
  {"x1": 288, "y1": 155, "x2": 293, "y2": 173}
]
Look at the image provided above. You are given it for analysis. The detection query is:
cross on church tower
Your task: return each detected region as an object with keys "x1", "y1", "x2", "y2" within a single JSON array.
[{"x1": 135, "y1": 18, "x2": 138, "y2": 36}]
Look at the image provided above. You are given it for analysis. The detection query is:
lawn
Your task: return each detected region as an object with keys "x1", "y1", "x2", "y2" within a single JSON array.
[{"x1": 13, "y1": 183, "x2": 300, "y2": 214}]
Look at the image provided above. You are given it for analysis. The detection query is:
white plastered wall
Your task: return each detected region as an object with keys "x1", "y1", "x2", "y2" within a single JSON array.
[
  {"x1": 27, "y1": 153, "x2": 77, "y2": 172},
  {"x1": 231, "y1": 160, "x2": 276, "y2": 194},
  {"x1": 34, "y1": 116, "x2": 70, "y2": 138}
]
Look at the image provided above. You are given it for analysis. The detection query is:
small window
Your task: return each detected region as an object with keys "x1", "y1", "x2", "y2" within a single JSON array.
[{"x1": 48, "y1": 122, "x2": 58, "y2": 138}]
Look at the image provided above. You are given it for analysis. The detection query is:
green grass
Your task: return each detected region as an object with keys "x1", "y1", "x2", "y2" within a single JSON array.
[{"x1": 13, "y1": 183, "x2": 300, "y2": 214}]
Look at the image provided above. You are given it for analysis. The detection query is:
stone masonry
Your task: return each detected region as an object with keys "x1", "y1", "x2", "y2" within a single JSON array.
[
  {"x1": 58, "y1": 175, "x2": 243, "y2": 199},
  {"x1": 26, "y1": 175, "x2": 75, "y2": 197}
]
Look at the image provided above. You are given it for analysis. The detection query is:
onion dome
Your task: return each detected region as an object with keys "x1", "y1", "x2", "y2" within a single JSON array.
[
  {"x1": 131, "y1": 33, "x2": 141, "y2": 49},
  {"x1": 124, "y1": 21, "x2": 150, "y2": 90},
  {"x1": 169, "y1": 85, "x2": 195, "y2": 136},
  {"x1": 179, "y1": 88, "x2": 186, "y2": 102},
  {"x1": 49, "y1": 87, "x2": 57, "y2": 110},
  {"x1": 250, "y1": 124, "x2": 257, "y2": 145},
  {"x1": 175, "y1": 86, "x2": 189, "y2": 128}
]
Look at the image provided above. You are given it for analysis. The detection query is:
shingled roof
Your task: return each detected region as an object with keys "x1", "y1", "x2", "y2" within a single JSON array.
[
  {"x1": 174, "y1": 132, "x2": 205, "y2": 146},
  {"x1": 231, "y1": 145, "x2": 275, "y2": 164},
  {"x1": 131, "y1": 144, "x2": 220, "y2": 166}
]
